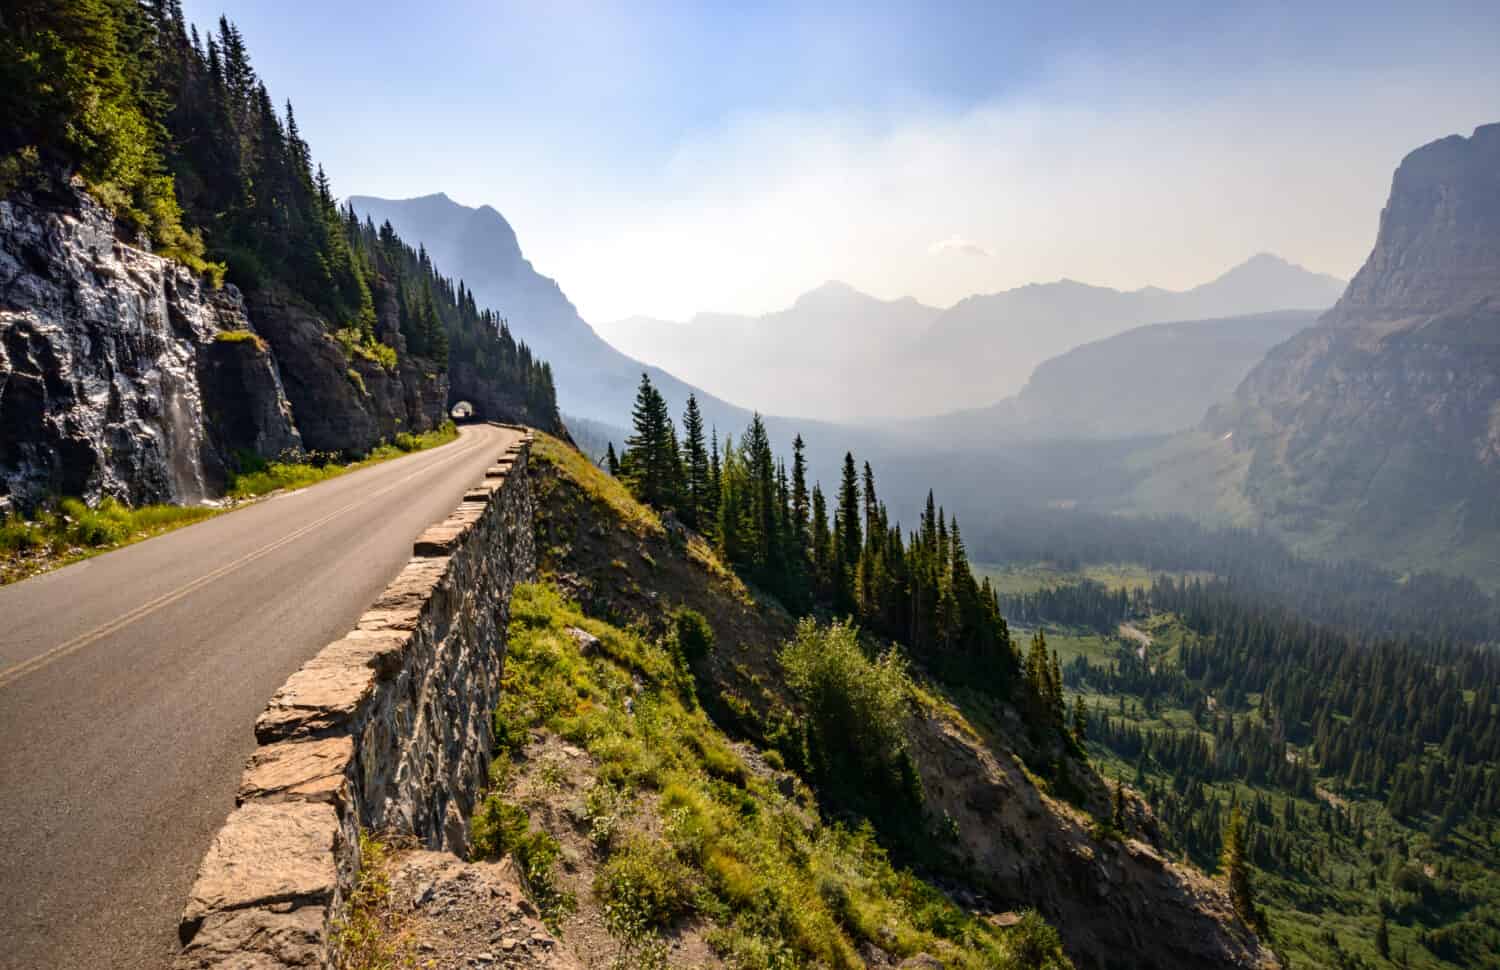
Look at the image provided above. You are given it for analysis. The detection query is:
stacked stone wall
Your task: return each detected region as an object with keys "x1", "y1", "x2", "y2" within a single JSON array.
[{"x1": 174, "y1": 428, "x2": 536, "y2": 969}]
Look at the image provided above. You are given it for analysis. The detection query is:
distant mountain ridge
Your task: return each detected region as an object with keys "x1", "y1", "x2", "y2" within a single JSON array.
[
  {"x1": 899, "y1": 309, "x2": 1321, "y2": 443},
  {"x1": 600, "y1": 254, "x2": 1345, "y2": 421},
  {"x1": 912, "y1": 253, "x2": 1345, "y2": 413}
]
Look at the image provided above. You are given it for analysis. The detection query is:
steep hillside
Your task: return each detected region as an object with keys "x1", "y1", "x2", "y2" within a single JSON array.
[
  {"x1": 519, "y1": 434, "x2": 1278, "y2": 970},
  {"x1": 347, "y1": 193, "x2": 755, "y2": 435},
  {"x1": 1201, "y1": 123, "x2": 1500, "y2": 584},
  {"x1": 899, "y1": 310, "x2": 1319, "y2": 443}
]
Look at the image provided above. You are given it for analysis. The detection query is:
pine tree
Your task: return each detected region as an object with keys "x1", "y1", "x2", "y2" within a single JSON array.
[
  {"x1": 790, "y1": 435, "x2": 810, "y2": 565},
  {"x1": 681, "y1": 394, "x2": 709, "y2": 530},
  {"x1": 1073, "y1": 695, "x2": 1088, "y2": 746},
  {"x1": 620, "y1": 374, "x2": 680, "y2": 510},
  {"x1": 1222, "y1": 806, "x2": 1264, "y2": 934},
  {"x1": 605, "y1": 442, "x2": 619, "y2": 476}
]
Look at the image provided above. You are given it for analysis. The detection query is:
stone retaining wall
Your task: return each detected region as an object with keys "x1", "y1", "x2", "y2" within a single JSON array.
[{"x1": 175, "y1": 428, "x2": 537, "y2": 969}]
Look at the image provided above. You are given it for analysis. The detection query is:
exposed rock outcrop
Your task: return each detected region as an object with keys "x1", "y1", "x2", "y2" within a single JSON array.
[
  {"x1": 1207, "y1": 123, "x2": 1500, "y2": 582},
  {"x1": 246, "y1": 282, "x2": 447, "y2": 457},
  {"x1": 0, "y1": 185, "x2": 301, "y2": 508},
  {"x1": 913, "y1": 717, "x2": 1276, "y2": 970}
]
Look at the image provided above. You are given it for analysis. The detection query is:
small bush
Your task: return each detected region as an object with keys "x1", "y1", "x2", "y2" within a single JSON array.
[
  {"x1": 780, "y1": 618, "x2": 924, "y2": 830},
  {"x1": 595, "y1": 836, "x2": 698, "y2": 930},
  {"x1": 334, "y1": 328, "x2": 399, "y2": 370},
  {"x1": 329, "y1": 832, "x2": 411, "y2": 970},
  {"x1": 672, "y1": 608, "x2": 715, "y2": 663},
  {"x1": 1004, "y1": 911, "x2": 1071, "y2": 969}
]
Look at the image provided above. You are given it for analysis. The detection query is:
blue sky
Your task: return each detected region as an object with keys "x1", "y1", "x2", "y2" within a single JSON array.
[{"x1": 183, "y1": 1, "x2": 1500, "y2": 321}]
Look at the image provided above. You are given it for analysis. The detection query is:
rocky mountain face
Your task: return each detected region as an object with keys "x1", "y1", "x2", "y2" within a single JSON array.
[
  {"x1": 246, "y1": 281, "x2": 448, "y2": 456},
  {"x1": 0, "y1": 185, "x2": 300, "y2": 509},
  {"x1": 0, "y1": 183, "x2": 450, "y2": 511},
  {"x1": 1207, "y1": 123, "x2": 1500, "y2": 582}
]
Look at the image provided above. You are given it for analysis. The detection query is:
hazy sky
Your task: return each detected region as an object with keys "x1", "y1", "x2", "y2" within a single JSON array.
[{"x1": 183, "y1": 1, "x2": 1500, "y2": 322}]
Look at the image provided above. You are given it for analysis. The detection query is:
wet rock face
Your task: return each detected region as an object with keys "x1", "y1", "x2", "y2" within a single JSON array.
[{"x1": 0, "y1": 186, "x2": 300, "y2": 508}]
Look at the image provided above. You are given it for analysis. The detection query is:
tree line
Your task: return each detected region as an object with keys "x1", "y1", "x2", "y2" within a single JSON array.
[
  {"x1": 612, "y1": 374, "x2": 1022, "y2": 697},
  {"x1": 969, "y1": 509, "x2": 1500, "y2": 643}
]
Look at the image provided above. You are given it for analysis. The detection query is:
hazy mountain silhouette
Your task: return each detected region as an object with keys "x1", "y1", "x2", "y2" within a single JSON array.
[
  {"x1": 600, "y1": 282, "x2": 942, "y2": 421},
  {"x1": 915, "y1": 253, "x2": 1346, "y2": 412},
  {"x1": 899, "y1": 309, "x2": 1320, "y2": 442},
  {"x1": 601, "y1": 255, "x2": 1344, "y2": 421},
  {"x1": 347, "y1": 193, "x2": 758, "y2": 437}
]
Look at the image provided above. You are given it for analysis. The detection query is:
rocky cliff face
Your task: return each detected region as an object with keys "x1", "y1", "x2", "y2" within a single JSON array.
[
  {"x1": 1208, "y1": 123, "x2": 1500, "y2": 581},
  {"x1": 246, "y1": 282, "x2": 448, "y2": 456},
  {"x1": 0, "y1": 183, "x2": 457, "y2": 511},
  {"x1": 0, "y1": 185, "x2": 301, "y2": 510}
]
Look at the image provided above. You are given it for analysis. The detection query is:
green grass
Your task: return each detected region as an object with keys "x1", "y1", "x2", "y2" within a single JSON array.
[
  {"x1": 1, "y1": 421, "x2": 460, "y2": 586},
  {"x1": 531, "y1": 433, "x2": 664, "y2": 538},
  {"x1": 0, "y1": 497, "x2": 220, "y2": 585},
  {"x1": 212, "y1": 328, "x2": 267, "y2": 350},
  {"x1": 479, "y1": 581, "x2": 1071, "y2": 969},
  {"x1": 334, "y1": 328, "x2": 400, "y2": 371},
  {"x1": 328, "y1": 832, "x2": 414, "y2": 970},
  {"x1": 973, "y1": 561, "x2": 1212, "y2": 596},
  {"x1": 225, "y1": 421, "x2": 457, "y2": 499}
]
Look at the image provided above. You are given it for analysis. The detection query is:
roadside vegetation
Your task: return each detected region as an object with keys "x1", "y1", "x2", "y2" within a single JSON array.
[
  {"x1": 0, "y1": 421, "x2": 458, "y2": 586},
  {"x1": 473, "y1": 581, "x2": 1071, "y2": 968}
]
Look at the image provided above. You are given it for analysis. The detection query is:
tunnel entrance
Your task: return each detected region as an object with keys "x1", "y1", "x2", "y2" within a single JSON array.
[{"x1": 450, "y1": 400, "x2": 476, "y2": 422}]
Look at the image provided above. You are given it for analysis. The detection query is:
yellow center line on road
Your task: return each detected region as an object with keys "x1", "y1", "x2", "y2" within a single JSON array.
[{"x1": 0, "y1": 431, "x2": 503, "y2": 691}]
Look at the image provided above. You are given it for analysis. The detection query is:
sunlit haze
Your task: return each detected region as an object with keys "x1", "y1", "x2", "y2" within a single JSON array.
[{"x1": 182, "y1": 1, "x2": 1500, "y2": 323}]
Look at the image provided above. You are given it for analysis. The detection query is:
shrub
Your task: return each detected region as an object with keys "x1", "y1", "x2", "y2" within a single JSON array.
[
  {"x1": 1004, "y1": 911, "x2": 1071, "y2": 969},
  {"x1": 779, "y1": 619, "x2": 923, "y2": 828},
  {"x1": 470, "y1": 795, "x2": 574, "y2": 926},
  {"x1": 595, "y1": 836, "x2": 697, "y2": 930},
  {"x1": 672, "y1": 608, "x2": 715, "y2": 663}
]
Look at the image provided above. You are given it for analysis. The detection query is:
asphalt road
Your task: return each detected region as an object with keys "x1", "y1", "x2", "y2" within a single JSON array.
[{"x1": 0, "y1": 422, "x2": 523, "y2": 970}]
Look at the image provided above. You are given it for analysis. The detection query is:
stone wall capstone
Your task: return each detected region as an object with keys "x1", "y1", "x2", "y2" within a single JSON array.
[{"x1": 175, "y1": 428, "x2": 537, "y2": 969}]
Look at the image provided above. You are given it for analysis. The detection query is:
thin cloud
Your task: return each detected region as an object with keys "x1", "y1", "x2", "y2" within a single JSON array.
[{"x1": 930, "y1": 235, "x2": 993, "y2": 258}]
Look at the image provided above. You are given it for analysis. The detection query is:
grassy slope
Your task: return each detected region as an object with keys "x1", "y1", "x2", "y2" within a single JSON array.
[
  {"x1": 474, "y1": 581, "x2": 1068, "y2": 968},
  {"x1": 521, "y1": 433, "x2": 1275, "y2": 970}
]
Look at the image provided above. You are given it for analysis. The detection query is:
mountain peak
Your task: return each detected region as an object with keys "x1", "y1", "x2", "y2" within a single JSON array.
[
  {"x1": 792, "y1": 279, "x2": 873, "y2": 309},
  {"x1": 1332, "y1": 121, "x2": 1500, "y2": 323}
]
